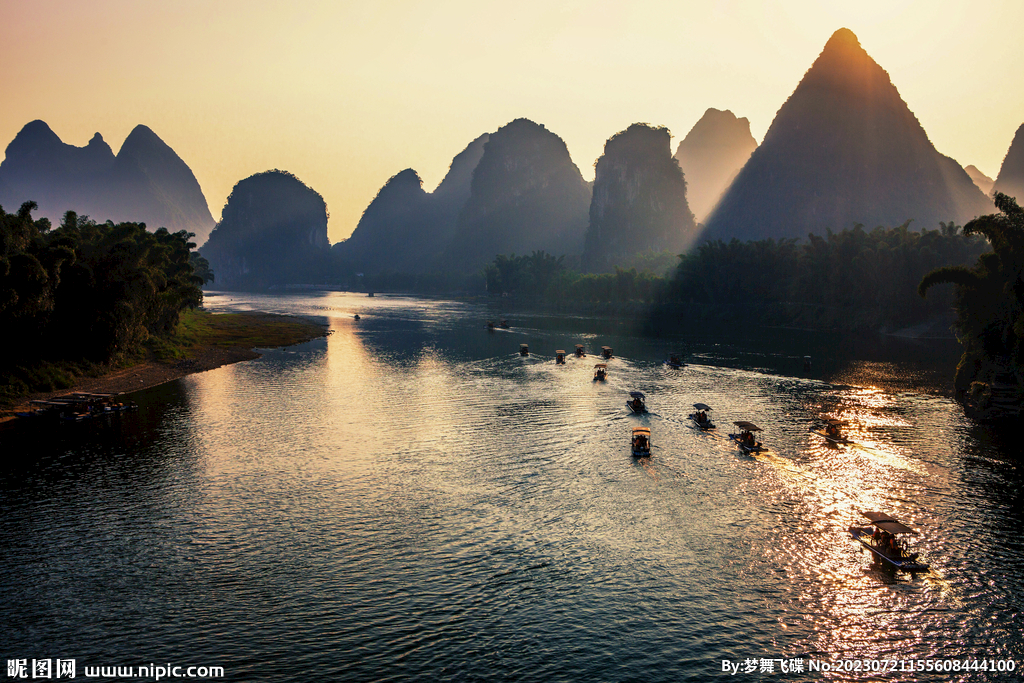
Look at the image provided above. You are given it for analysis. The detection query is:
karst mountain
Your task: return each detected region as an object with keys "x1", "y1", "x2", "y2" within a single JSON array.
[
  {"x1": 702, "y1": 29, "x2": 992, "y2": 242},
  {"x1": 0, "y1": 120, "x2": 216, "y2": 244}
]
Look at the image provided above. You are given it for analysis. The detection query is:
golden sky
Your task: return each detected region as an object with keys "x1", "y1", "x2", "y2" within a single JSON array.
[{"x1": 2, "y1": 0, "x2": 1022, "y2": 243}]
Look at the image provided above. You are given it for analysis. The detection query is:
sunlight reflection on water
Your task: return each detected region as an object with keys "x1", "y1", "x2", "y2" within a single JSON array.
[{"x1": 1, "y1": 292, "x2": 1021, "y2": 682}]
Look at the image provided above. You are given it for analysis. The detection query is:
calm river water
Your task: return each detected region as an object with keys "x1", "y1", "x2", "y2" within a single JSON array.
[{"x1": 2, "y1": 292, "x2": 1022, "y2": 682}]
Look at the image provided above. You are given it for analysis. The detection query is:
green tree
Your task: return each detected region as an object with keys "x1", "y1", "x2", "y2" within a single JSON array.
[{"x1": 919, "y1": 192, "x2": 1024, "y2": 397}]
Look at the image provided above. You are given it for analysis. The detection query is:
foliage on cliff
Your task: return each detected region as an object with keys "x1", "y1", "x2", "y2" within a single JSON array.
[
  {"x1": 584, "y1": 124, "x2": 696, "y2": 272},
  {"x1": 200, "y1": 170, "x2": 330, "y2": 290},
  {"x1": 447, "y1": 119, "x2": 590, "y2": 271},
  {"x1": 919, "y1": 193, "x2": 1024, "y2": 412}
]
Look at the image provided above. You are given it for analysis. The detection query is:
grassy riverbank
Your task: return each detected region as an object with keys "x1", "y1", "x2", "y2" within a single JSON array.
[
  {"x1": 1, "y1": 309, "x2": 328, "y2": 413},
  {"x1": 146, "y1": 308, "x2": 328, "y2": 361}
]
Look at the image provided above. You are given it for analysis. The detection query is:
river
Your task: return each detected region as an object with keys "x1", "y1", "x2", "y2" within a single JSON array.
[{"x1": 2, "y1": 292, "x2": 1021, "y2": 682}]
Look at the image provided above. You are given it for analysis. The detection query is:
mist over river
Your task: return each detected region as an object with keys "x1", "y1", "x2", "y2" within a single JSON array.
[{"x1": 2, "y1": 292, "x2": 1022, "y2": 682}]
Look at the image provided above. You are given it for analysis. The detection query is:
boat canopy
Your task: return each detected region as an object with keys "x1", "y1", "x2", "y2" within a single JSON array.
[
  {"x1": 862, "y1": 511, "x2": 918, "y2": 535},
  {"x1": 733, "y1": 421, "x2": 762, "y2": 431},
  {"x1": 595, "y1": 363, "x2": 607, "y2": 368},
  {"x1": 693, "y1": 403, "x2": 712, "y2": 411},
  {"x1": 824, "y1": 418, "x2": 848, "y2": 426},
  {"x1": 629, "y1": 391, "x2": 645, "y2": 399},
  {"x1": 520, "y1": 344, "x2": 529, "y2": 348},
  {"x1": 556, "y1": 349, "x2": 565, "y2": 354},
  {"x1": 632, "y1": 427, "x2": 650, "y2": 436}
]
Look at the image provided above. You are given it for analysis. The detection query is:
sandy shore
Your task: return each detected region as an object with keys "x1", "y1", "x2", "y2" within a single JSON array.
[{"x1": 1, "y1": 346, "x2": 262, "y2": 425}]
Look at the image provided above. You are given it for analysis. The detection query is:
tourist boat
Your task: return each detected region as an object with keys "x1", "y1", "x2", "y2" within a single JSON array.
[
  {"x1": 593, "y1": 363, "x2": 608, "y2": 381},
  {"x1": 729, "y1": 421, "x2": 764, "y2": 453},
  {"x1": 520, "y1": 344, "x2": 529, "y2": 356},
  {"x1": 601, "y1": 346, "x2": 613, "y2": 359},
  {"x1": 689, "y1": 403, "x2": 715, "y2": 429},
  {"x1": 574, "y1": 344, "x2": 585, "y2": 358},
  {"x1": 848, "y1": 511, "x2": 930, "y2": 572},
  {"x1": 555, "y1": 350, "x2": 566, "y2": 364},
  {"x1": 626, "y1": 391, "x2": 647, "y2": 414},
  {"x1": 665, "y1": 353, "x2": 686, "y2": 369},
  {"x1": 810, "y1": 417, "x2": 851, "y2": 444},
  {"x1": 631, "y1": 427, "x2": 651, "y2": 457}
]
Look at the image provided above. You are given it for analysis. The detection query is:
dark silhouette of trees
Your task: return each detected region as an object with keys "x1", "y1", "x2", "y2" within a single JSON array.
[
  {"x1": 1, "y1": 202, "x2": 206, "y2": 372},
  {"x1": 919, "y1": 193, "x2": 1024, "y2": 404},
  {"x1": 484, "y1": 251, "x2": 662, "y2": 303},
  {"x1": 659, "y1": 221, "x2": 987, "y2": 331}
]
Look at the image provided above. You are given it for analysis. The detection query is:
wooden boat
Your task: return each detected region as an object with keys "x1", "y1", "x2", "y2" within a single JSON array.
[
  {"x1": 631, "y1": 427, "x2": 651, "y2": 457},
  {"x1": 353, "y1": 314, "x2": 360, "y2": 320},
  {"x1": 487, "y1": 321, "x2": 495, "y2": 330},
  {"x1": 728, "y1": 421, "x2": 764, "y2": 453},
  {"x1": 574, "y1": 344, "x2": 585, "y2": 358},
  {"x1": 689, "y1": 403, "x2": 715, "y2": 429},
  {"x1": 810, "y1": 418, "x2": 851, "y2": 444},
  {"x1": 848, "y1": 511, "x2": 929, "y2": 572},
  {"x1": 626, "y1": 391, "x2": 647, "y2": 414},
  {"x1": 499, "y1": 319, "x2": 510, "y2": 329},
  {"x1": 601, "y1": 346, "x2": 613, "y2": 359},
  {"x1": 520, "y1": 343, "x2": 529, "y2": 356},
  {"x1": 593, "y1": 363, "x2": 608, "y2": 381},
  {"x1": 555, "y1": 350, "x2": 566, "y2": 364},
  {"x1": 664, "y1": 354, "x2": 686, "y2": 369},
  {"x1": 29, "y1": 394, "x2": 136, "y2": 419}
]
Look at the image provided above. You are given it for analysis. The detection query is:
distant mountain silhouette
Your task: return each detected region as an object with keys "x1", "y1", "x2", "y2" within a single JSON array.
[
  {"x1": 674, "y1": 109, "x2": 757, "y2": 223},
  {"x1": 200, "y1": 170, "x2": 329, "y2": 290},
  {"x1": 0, "y1": 120, "x2": 215, "y2": 244},
  {"x1": 702, "y1": 29, "x2": 992, "y2": 242},
  {"x1": 965, "y1": 165, "x2": 994, "y2": 196},
  {"x1": 992, "y1": 123, "x2": 1024, "y2": 203},
  {"x1": 433, "y1": 133, "x2": 489, "y2": 214},
  {"x1": 444, "y1": 119, "x2": 590, "y2": 271},
  {"x1": 585, "y1": 124, "x2": 696, "y2": 271},
  {"x1": 334, "y1": 134, "x2": 488, "y2": 273}
]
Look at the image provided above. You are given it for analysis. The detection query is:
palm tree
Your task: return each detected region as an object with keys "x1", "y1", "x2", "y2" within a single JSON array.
[{"x1": 919, "y1": 192, "x2": 1024, "y2": 403}]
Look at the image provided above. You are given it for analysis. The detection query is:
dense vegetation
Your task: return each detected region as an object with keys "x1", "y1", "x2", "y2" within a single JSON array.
[
  {"x1": 484, "y1": 251, "x2": 666, "y2": 304},
  {"x1": 1, "y1": 201, "x2": 209, "y2": 400},
  {"x1": 657, "y1": 221, "x2": 988, "y2": 332},
  {"x1": 919, "y1": 193, "x2": 1024, "y2": 413}
]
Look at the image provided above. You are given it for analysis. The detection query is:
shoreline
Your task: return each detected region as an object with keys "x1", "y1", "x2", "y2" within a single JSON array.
[
  {"x1": 1, "y1": 309, "x2": 329, "y2": 426},
  {"x1": 0, "y1": 346, "x2": 261, "y2": 426}
]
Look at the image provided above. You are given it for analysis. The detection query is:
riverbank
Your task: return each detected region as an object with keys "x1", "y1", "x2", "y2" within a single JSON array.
[{"x1": 1, "y1": 309, "x2": 328, "y2": 424}]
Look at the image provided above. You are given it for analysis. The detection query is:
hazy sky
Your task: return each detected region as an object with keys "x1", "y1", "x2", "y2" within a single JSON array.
[{"x1": 3, "y1": 0, "x2": 1023, "y2": 243}]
